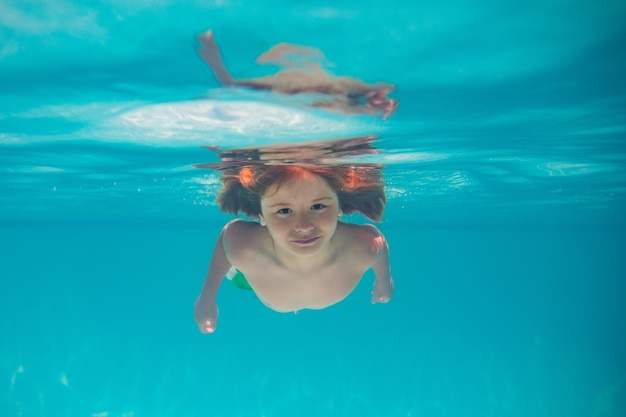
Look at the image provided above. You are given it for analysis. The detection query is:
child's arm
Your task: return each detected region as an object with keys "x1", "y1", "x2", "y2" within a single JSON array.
[
  {"x1": 369, "y1": 228, "x2": 394, "y2": 304},
  {"x1": 193, "y1": 222, "x2": 234, "y2": 334}
]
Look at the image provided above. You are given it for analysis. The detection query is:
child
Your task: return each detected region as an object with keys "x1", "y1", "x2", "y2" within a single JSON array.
[
  {"x1": 193, "y1": 164, "x2": 394, "y2": 334},
  {"x1": 196, "y1": 29, "x2": 398, "y2": 119}
]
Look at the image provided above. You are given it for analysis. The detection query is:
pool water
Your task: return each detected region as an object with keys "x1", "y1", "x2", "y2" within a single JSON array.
[{"x1": 1, "y1": 1, "x2": 625, "y2": 416}]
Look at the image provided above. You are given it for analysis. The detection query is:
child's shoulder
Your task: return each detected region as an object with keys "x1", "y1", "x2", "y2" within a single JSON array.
[
  {"x1": 336, "y1": 223, "x2": 387, "y2": 267},
  {"x1": 224, "y1": 217, "x2": 262, "y2": 232},
  {"x1": 224, "y1": 218, "x2": 259, "y2": 232},
  {"x1": 338, "y1": 222, "x2": 387, "y2": 254},
  {"x1": 339, "y1": 222, "x2": 384, "y2": 239},
  {"x1": 222, "y1": 219, "x2": 264, "y2": 249}
]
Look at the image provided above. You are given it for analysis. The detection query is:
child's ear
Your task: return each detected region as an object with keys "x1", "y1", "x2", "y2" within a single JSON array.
[{"x1": 258, "y1": 214, "x2": 266, "y2": 226}]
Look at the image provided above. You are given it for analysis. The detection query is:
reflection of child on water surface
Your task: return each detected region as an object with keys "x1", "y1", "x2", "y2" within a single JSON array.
[
  {"x1": 196, "y1": 30, "x2": 398, "y2": 119},
  {"x1": 193, "y1": 162, "x2": 394, "y2": 334}
]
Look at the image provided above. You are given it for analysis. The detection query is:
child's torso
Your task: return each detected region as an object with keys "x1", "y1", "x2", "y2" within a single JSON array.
[
  {"x1": 243, "y1": 260, "x2": 366, "y2": 312},
  {"x1": 230, "y1": 222, "x2": 373, "y2": 312}
]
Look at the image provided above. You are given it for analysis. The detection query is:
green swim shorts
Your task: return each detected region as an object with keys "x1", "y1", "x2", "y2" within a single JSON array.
[{"x1": 226, "y1": 267, "x2": 253, "y2": 291}]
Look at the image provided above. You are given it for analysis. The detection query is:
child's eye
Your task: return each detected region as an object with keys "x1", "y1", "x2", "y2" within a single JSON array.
[
  {"x1": 276, "y1": 208, "x2": 292, "y2": 215},
  {"x1": 311, "y1": 203, "x2": 327, "y2": 210}
]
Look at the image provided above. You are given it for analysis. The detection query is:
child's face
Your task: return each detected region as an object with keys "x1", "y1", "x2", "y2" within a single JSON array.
[{"x1": 259, "y1": 172, "x2": 342, "y2": 257}]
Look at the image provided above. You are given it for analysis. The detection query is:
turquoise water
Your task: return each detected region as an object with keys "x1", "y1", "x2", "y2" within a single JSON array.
[{"x1": 2, "y1": 1, "x2": 626, "y2": 416}]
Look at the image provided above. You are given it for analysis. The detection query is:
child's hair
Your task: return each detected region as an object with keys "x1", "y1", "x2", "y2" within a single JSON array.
[{"x1": 217, "y1": 164, "x2": 386, "y2": 222}]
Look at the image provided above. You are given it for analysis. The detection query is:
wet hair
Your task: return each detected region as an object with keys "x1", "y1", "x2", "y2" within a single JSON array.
[{"x1": 217, "y1": 164, "x2": 386, "y2": 222}]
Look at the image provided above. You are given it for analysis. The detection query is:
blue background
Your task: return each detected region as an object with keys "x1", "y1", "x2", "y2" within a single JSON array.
[{"x1": 1, "y1": 1, "x2": 625, "y2": 416}]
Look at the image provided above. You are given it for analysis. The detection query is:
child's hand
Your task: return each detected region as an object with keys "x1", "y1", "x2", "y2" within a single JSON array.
[
  {"x1": 371, "y1": 276, "x2": 394, "y2": 304},
  {"x1": 194, "y1": 295, "x2": 219, "y2": 334}
]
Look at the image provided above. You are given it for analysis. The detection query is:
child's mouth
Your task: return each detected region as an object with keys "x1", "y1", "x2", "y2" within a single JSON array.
[{"x1": 292, "y1": 236, "x2": 320, "y2": 245}]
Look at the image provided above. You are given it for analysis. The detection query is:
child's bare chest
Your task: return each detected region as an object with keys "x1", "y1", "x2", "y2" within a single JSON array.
[{"x1": 246, "y1": 264, "x2": 364, "y2": 312}]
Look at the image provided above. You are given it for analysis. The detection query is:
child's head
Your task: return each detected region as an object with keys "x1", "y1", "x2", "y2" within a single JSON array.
[{"x1": 217, "y1": 164, "x2": 386, "y2": 222}]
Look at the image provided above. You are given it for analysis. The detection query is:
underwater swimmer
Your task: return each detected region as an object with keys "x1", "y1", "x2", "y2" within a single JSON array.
[
  {"x1": 196, "y1": 29, "x2": 398, "y2": 119},
  {"x1": 193, "y1": 164, "x2": 394, "y2": 334}
]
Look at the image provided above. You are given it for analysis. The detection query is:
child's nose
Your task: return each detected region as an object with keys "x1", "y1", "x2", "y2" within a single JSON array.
[{"x1": 293, "y1": 215, "x2": 314, "y2": 233}]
